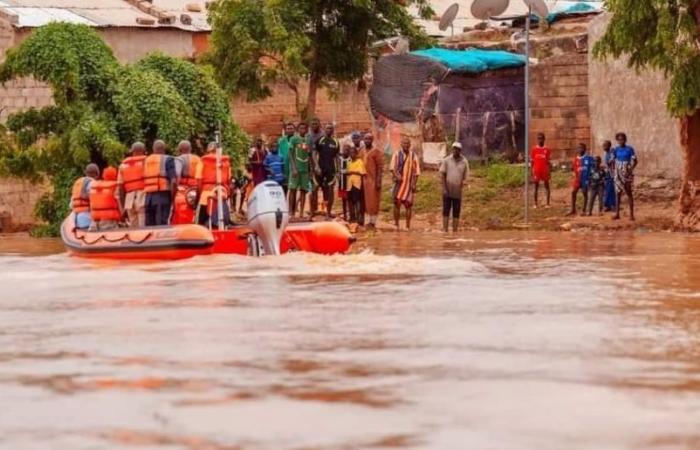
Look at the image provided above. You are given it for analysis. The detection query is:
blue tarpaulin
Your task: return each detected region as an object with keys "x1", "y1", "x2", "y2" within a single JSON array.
[
  {"x1": 546, "y1": 2, "x2": 599, "y2": 23},
  {"x1": 411, "y1": 48, "x2": 526, "y2": 74}
]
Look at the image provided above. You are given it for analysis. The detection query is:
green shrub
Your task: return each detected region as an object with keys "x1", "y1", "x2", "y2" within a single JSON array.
[{"x1": 0, "y1": 23, "x2": 249, "y2": 236}]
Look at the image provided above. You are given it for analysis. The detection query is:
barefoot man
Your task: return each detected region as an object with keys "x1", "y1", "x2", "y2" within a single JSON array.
[
  {"x1": 612, "y1": 132, "x2": 638, "y2": 221},
  {"x1": 531, "y1": 132, "x2": 551, "y2": 208},
  {"x1": 391, "y1": 136, "x2": 421, "y2": 230},
  {"x1": 362, "y1": 132, "x2": 384, "y2": 228}
]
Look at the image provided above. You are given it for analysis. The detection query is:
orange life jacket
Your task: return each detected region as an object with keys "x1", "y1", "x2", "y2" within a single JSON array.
[
  {"x1": 143, "y1": 154, "x2": 172, "y2": 193},
  {"x1": 89, "y1": 180, "x2": 121, "y2": 222},
  {"x1": 172, "y1": 186, "x2": 196, "y2": 225},
  {"x1": 178, "y1": 154, "x2": 201, "y2": 188},
  {"x1": 119, "y1": 155, "x2": 146, "y2": 193},
  {"x1": 200, "y1": 153, "x2": 231, "y2": 199},
  {"x1": 71, "y1": 177, "x2": 91, "y2": 214}
]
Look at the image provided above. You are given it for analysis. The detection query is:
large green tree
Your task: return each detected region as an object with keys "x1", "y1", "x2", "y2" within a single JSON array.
[
  {"x1": 594, "y1": 0, "x2": 700, "y2": 229},
  {"x1": 0, "y1": 23, "x2": 247, "y2": 235},
  {"x1": 208, "y1": 0, "x2": 434, "y2": 118}
]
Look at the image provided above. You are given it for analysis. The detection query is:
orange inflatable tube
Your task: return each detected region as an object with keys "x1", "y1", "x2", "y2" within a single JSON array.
[
  {"x1": 61, "y1": 214, "x2": 214, "y2": 260},
  {"x1": 212, "y1": 221, "x2": 354, "y2": 255}
]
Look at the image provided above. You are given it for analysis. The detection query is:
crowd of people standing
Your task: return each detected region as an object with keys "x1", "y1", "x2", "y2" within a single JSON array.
[
  {"x1": 530, "y1": 131, "x2": 639, "y2": 221},
  {"x1": 246, "y1": 118, "x2": 428, "y2": 230}
]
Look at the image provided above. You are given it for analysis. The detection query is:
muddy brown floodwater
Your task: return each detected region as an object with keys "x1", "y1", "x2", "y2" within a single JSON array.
[{"x1": 1, "y1": 231, "x2": 700, "y2": 450}]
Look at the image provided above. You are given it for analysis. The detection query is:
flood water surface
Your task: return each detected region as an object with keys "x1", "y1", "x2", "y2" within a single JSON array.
[{"x1": 2, "y1": 231, "x2": 700, "y2": 449}]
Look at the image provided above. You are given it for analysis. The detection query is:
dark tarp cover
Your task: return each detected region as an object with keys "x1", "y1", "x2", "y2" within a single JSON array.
[
  {"x1": 369, "y1": 54, "x2": 448, "y2": 123},
  {"x1": 437, "y1": 73, "x2": 525, "y2": 159}
]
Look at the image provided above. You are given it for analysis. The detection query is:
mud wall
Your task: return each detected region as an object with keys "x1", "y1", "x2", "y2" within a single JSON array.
[{"x1": 588, "y1": 13, "x2": 682, "y2": 179}]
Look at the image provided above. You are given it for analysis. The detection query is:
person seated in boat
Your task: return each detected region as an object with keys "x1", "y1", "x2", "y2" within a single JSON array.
[
  {"x1": 195, "y1": 142, "x2": 232, "y2": 229},
  {"x1": 117, "y1": 142, "x2": 147, "y2": 228},
  {"x1": 172, "y1": 140, "x2": 201, "y2": 225},
  {"x1": 89, "y1": 166, "x2": 121, "y2": 231},
  {"x1": 71, "y1": 163, "x2": 100, "y2": 230}
]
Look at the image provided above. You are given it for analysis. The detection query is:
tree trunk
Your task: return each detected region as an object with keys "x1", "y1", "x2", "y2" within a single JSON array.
[
  {"x1": 305, "y1": 73, "x2": 319, "y2": 120},
  {"x1": 678, "y1": 110, "x2": 700, "y2": 230}
]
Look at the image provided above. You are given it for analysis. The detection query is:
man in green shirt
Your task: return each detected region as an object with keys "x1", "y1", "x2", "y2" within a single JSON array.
[
  {"x1": 288, "y1": 122, "x2": 311, "y2": 218},
  {"x1": 277, "y1": 122, "x2": 296, "y2": 194}
]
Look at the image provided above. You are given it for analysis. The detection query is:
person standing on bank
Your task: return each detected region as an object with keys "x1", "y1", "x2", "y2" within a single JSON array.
[
  {"x1": 351, "y1": 132, "x2": 367, "y2": 224},
  {"x1": 277, "y1": 122, "x2": 296, "y2": 195},
  {"x1": 288, "y1": 123, "x2": 311, "y2": 218},
  {"x1": 602, "y1": 140, "x2": 616, "y2": 211},
  {"x1": 362, "y1": 132, "x2": 384, "y2": 229},
  {"x1": 440, "y1": 142, "x2": 469, "y2": 232},
  {"x1": 531, "y1": 132, "x2": 551, "y2": 209},
  {"x1": 612, "y1": 132, "x2": 638, "y2": 221},
  {"x1": 313, "y1": 123, "x2": 340, "y2": 218},
  {"x1": 143, "y1": 140, "x2": 177, "y2": 226},
  {"x1": 248, "y1": 136, "x2": 268, "y2": 186},
  {"x1": 391, "y1": 136, "x2": 421, "y2": 230}
]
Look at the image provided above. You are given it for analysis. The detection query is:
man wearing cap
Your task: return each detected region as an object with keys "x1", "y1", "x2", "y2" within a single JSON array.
[{"x1": 439, "y1": 142, "x2": 469, "y2": 232}]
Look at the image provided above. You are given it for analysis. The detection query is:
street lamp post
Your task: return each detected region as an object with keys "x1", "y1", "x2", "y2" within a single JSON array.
[{"x1": 470, "y1": 0, "x2": 548, "y2": 225}]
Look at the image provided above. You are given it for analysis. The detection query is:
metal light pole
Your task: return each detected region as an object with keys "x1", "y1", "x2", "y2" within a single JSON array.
[
  {"x1": 470, "y1": 0, "x2": 547, "y2": 226},
  {"x1": 524, "y1": 6, "x2": 531, "y2": 224}
]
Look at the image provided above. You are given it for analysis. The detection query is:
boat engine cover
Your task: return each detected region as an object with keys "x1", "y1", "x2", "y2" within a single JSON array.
[{"x1": 247, "y1": 181, "x2": 289, "y2": 256}]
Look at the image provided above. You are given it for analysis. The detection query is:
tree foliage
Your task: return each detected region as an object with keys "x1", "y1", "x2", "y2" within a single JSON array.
[
  {"x1": 593, "y1": 0, "x2": 700, "y2": 116},
  {"x1": 208, "y1": 0, "x2": 435, "y2": 117},
  {"x1": 0, "y1": 23, "x2": 248, "y2": 235}
]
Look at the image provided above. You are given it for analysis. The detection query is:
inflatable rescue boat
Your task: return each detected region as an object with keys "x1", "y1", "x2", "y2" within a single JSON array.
[
  {"x1": 61, "y1": 182, "x2": 354, "y2": 259},
  {"x1": 61, "y1": 214, "x2": 214, "y2": 260}
]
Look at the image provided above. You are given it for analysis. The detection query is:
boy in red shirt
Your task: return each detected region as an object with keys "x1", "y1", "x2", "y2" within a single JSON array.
[{"x1": 531, "y1": 133, "x2": 551, "y2": 208}]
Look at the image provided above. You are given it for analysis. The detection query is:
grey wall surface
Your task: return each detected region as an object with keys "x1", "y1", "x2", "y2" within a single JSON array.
[{"x1": 588, "y1": 13, "x2": 682, "y2": 179}]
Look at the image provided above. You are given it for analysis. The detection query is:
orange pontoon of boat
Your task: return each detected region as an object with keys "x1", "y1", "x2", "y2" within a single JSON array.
[
  {"x1": 61, "y1": 182, "x2": 355, "y2": 259},
  {"x1": 211, "y1": 221, "x2": 354, "y2": 255},
  {"x1": 61, "y1": 214, "x2": 214, "y2": 260}
]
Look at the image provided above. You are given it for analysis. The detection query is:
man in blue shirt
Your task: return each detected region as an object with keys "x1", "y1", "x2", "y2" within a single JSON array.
[
  {"x1": 264, "y1": 143, "x2": 286, "y2": 188},
  {"x1": 612, "y1": 132, "x2": 638, "y2": 221}
]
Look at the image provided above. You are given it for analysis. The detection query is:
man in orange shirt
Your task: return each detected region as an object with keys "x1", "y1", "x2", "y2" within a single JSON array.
[{"x1": 531, "y1": 132, "x2": 551, "y2": 209}]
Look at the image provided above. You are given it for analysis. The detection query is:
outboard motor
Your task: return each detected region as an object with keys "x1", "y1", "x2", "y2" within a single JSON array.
[{"x1": 247, "y1": 181, "x2": 289, "y2": 256}]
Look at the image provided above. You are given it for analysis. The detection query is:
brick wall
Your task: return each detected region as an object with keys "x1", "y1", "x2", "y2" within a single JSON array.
[
  {"x1": 530, "y1": 52, "x2": 590, "y2": 162},
  {"x1": 231, "y1": 80, "x2": 373, "y2": 138}
]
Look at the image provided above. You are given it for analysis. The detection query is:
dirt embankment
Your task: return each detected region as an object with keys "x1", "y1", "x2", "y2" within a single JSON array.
[{"x1": 371, "y1": 164, "x2": 679, "y2": 233}]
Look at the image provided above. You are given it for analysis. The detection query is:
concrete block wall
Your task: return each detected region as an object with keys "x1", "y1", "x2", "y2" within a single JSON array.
[
  {"x1": 231, "y1": 80, "x2": 373, "y2": 139},
  {"x1": 530, "y1": 52, "x2": 591, "y2": 162},
  {"x1": 588, "y1": 13, "x2": 682, "y2": 179},
  {"x1": 0, "y1": 177, "x2": 49, "y2": 231}
]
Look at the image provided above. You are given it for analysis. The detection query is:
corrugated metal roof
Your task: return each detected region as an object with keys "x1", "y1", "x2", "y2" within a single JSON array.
[
  {"x1": 2, "y1": 0, "x2": 127, "y2": 7},
  {"x1": 0, "y1": 0, "x2": 209, "y2": 29},
  {"x1": 70, "y1": 7, "x2": 160, "y2": 28},
  {"x1": 2, "y1": 6, "x2": 96, "y2": 27},
  {"x1": 151, "y1": 0, "x2": 209, "y2": 31}
]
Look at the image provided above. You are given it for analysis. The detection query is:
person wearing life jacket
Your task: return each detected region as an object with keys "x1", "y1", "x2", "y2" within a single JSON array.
[
  {"x1": 70, "y1": 163, "x2": 100, "y2": 229},
  {"x1": 117, "y1": 142, "x2": 147, "y2": 228},
  {"x1": 195, "y1": 141, "x2": 232, "y2": 228},
  {"x1": 143, "y1": 139, "x2": 177, "y2": 226},
  {"x1": 89, "y1": 166, "x2": 121, "y2": 231},
  {"x1": 172, "y1": 140, "x2": 201, "y2": 225}
]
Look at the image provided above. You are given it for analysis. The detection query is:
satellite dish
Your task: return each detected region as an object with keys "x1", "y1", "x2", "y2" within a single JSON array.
[
  {"x1": 439, "y1": 3, "x2": 460, "y2": 32},
  {"x1": 470, "y1": 0, "x2": 509, "y2": 20},
  {"x1": 522, "y1": 0, "x2": 549, "y2": 18},
  {"x1": 394, "y1": 36, "x2": 410, "y2": 54}
]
